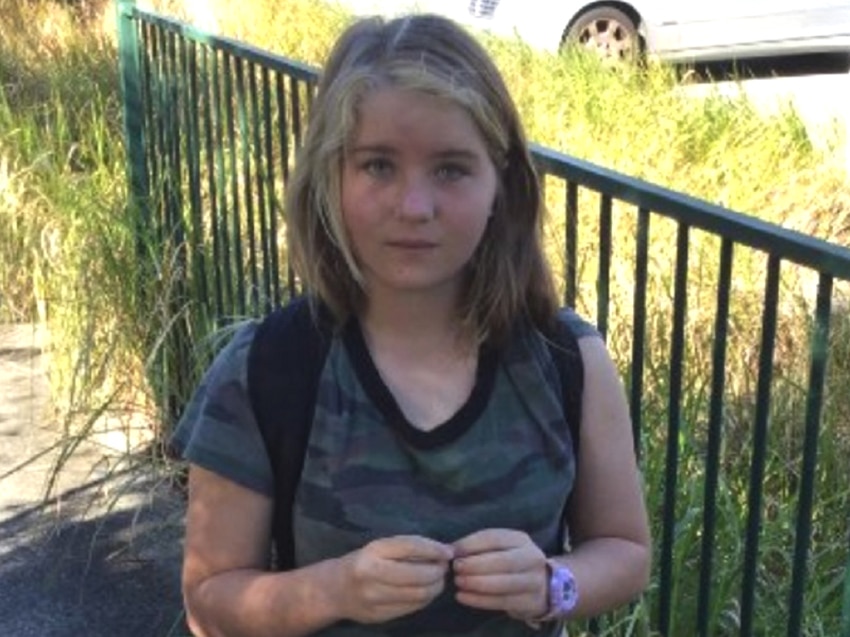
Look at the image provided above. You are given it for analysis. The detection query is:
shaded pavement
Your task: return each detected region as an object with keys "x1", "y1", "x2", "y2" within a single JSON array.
[{"x1": 0, "y1": 325, "x2": 189, "y2": 636}]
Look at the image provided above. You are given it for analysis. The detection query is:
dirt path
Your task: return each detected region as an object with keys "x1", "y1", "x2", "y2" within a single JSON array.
[{"x1": 0, "y1": 325, "x2": 188, "y2": 636}]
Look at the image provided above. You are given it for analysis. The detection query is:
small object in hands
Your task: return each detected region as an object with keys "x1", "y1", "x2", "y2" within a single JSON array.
[{"x1": 525, "y1": 559, "x2": 579, "y2": 628}]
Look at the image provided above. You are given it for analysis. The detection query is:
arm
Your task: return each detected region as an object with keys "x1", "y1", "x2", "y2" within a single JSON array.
[
  {"x1": 552, "y1": 334, "x2": 651, "y2": 617},
  {"x1": 182, "y1": 466, "x2": 454, "y2": 637},
  {"x1": 182, "y1": 465, "x2": 339, "y2": 637},
  {"x1": 452, "y1": 335, "x2": 651, "y2": 621}
]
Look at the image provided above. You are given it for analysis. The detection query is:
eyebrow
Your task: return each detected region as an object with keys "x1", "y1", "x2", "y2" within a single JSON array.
[{"x1": 347, "y1": 145, "x2": 482, "y2": 162}]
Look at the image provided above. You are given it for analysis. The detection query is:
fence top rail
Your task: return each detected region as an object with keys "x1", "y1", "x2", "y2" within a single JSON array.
[
  {"x1": 532, "y1": 143, "x2": 850, "y2": 281},
  {"x1": 118, "y1": 0, "x2": 319, "y2": 83}
]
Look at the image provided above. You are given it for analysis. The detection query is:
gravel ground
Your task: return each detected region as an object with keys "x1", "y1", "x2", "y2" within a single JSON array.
[{"x1": 0, "y1": 325, "x2": 189, "y2": 637}]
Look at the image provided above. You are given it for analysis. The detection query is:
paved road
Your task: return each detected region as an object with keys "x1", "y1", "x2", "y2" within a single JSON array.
[{"x1": 0, "y1": 325, "x2": 188, "y2": 636}]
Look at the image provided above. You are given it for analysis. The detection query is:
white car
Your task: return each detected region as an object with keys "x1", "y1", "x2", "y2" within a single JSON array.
[{"x1": 340, "y1": 1, "x2": 850, "y2": 62}]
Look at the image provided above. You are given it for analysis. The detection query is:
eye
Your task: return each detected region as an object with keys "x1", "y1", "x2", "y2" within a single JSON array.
[
  {"x1": 361, "y1": 157, "x2": 393, "y2": 178},
  {"x1": 435, "y1": 163, "x2": 469, "y2": 182}
]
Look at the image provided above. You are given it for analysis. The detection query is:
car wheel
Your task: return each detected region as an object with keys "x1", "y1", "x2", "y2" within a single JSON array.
[{"x1": 566, "y1": 6, "x2": 640, "y2": 61}]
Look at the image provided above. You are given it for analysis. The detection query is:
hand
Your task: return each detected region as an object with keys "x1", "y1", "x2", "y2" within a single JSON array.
[
  {"x1": 452, "y1": 529, "x2": 548, "y2": 622},
  {"x1": 334, "y1": 535, "x2": 454, "y2": 624}
]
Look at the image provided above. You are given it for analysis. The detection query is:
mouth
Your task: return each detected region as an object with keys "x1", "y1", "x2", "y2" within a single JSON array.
[{"x1": 386, "y1": 240, "x2": 438, "y2": 250}]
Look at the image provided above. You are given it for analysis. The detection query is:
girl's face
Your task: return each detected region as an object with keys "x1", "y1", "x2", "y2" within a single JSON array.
[{"x1": 340, "y1": 87, "x2": 498, "y2": 304}]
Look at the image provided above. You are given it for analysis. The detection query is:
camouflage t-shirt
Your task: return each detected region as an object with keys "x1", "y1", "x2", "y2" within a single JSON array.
[{"x1": 172, "y1": 310, "x2": 599, "y2": 637}]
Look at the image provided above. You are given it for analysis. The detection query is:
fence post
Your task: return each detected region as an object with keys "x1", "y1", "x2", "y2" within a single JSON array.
[
  {"x1": 116, "y1": 0, "x2": 150, "y2": 220},
  {"x1": 117, "y1": 0, "x2": 183, "y2": 437}
]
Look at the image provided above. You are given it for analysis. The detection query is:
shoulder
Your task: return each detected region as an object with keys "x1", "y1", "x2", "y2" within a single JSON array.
[
  {"x1": 172, "y1": 319, "x2": 260, "y2": 444},
  {"x1": 170, "y1": 319, "x2": 274, "y2": 496},
  {"x1": 541, "y1": 308, "x2": 601, "y2": 378},
  {"x1": 546, "y1": 310, "x2": 619, "y2": 414},
  {"x1": 548, "y1": 309, "x2": 616, "y2": 385},
  {"x1": 193, "y1": 320, "x2": 261, "y2": 402},
  {"x1": 555, "y1": 307, "x2": 601, "y2": 342}
]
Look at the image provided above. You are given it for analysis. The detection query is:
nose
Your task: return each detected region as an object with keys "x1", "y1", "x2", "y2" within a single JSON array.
[{"x1": 397, "y1": 176, "x2": 435, "y2": 222}]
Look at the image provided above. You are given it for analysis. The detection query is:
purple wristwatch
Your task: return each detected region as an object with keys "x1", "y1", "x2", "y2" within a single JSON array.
[
  {"x1": 526, "y1": 559, "x2": 579, "y2": 627},
  {"x1": 547, "y1": 559, "x2": 579, "y2": 615}
]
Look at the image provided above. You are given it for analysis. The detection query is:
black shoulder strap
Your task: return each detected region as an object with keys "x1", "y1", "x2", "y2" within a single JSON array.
[
  {"x1": 546, "y1": 313, "x2": 585, "y2": 548},
  {"x1": 247, "y1": 296, "x2": 332, "y2": 570},
  {"x1": 547, "y1": 316, "x2": 584, "y2": 456}
]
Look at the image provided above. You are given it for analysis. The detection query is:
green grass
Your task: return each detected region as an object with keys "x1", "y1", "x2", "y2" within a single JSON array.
[
  {"x1": 0, "y1": 0, "x2": 188, "y2": 457},
  {"x1": 1, "y1": 1, "x2": 849, "y2": 636}
]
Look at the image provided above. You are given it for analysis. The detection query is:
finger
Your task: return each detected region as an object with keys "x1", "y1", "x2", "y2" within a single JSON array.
[
  {"x1": 453, "y1": 549, "x2": 512, "y2": 575},
  {"x1": 373, "y1": 535, "x2": 455, "y2": 563},
  {"x1": 453, "y1": 546, "x2": 542, "y2": 576},
  {"x1": 452, "y1": 529, "x2": 528, "y2": 557},
  {"x1": 371, "y1": 558, "x2": 450, "y2": 587},
  {"x1": 454, "y1": 571, "x2": 534, "y2": 596}
]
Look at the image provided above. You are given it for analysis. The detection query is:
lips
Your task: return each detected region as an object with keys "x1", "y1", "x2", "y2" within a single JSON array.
[{"x1": 386, "y1": 239, "x2": 437, "y2": 249}]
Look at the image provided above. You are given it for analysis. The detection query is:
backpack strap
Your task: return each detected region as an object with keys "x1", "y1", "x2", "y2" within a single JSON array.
[
  {"x1": 545, "y1": 310, "x2": 586, "y2": 551},
  {"x1": 547, "y1": 312, "x2": 584, "y2": 457},
  {"x1": 247, "y1": 296, "x2": 332, "y2": 570}
]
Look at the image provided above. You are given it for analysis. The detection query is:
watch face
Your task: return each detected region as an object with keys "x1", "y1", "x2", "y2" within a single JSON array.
[
  {"x1": 551, "y1": 564, "x2": 579, "y2": 613},
  {"x1": 561, "y1": 571, "x2": 578, "y2": 605}
]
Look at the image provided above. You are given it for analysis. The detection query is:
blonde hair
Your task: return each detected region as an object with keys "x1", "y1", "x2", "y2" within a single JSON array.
[{"x1": 286, "y1": 13, "x2": 558, "y2": 344}]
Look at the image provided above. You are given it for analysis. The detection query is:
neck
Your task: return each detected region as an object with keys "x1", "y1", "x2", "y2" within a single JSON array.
[{"x1": 359, "y1": 288, "x2": 476, "y2": 358}]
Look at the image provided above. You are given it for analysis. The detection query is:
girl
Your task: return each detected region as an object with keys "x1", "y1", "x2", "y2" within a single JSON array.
[{"x1": 174, "y1": 13, "x2": 650, "y2": 637}]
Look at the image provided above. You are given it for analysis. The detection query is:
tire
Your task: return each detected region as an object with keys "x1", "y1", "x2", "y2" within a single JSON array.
[{"x1": 566, "y1": 6, "x2": 640, "y2": 62}]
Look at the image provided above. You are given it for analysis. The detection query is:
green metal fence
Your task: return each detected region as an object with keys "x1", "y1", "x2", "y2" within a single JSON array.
[{"x1": 116, "y1": 2, "x2": 850, "y2": 635}]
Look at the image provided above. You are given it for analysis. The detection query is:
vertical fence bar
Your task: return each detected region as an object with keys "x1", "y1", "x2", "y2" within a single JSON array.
[
  {"x1": 182, "y1": 37, "x2": 209, "y2": 319},
  {"x1": 148, "y1": 25, "x2": 168, "y2": 418},
  {"x1": 164, "y1": 30, "x2": 183, "y2": 243},
  {"x1": 262, "y1": 68, "x2": 281, "y2": 307},
  {"x1": 117, "y1": 2, "x2": 146, "y2": 197},
  {"x1": 305, "y1": 80, "x2": 315, "y2": 115},
  {"x1": 740, "y1": 254, "x2": 781, "y2": 637},
  {"x1": 658, "y1": 222, "x2": 690, "y2": 637},
  {"x1": 256, "y1": 66, "x2": 274, "y2": 313},
  {"x1": 290, "y1": 76, "x2": 303, "y2": 151},
  {"x1": 248, "y1": 63, "x2": 271, "y2": 312},
  {"x1": 696, "y1": 237, "x2": 734, "y2": 637},
  {"x1": 565, "y1": 182, "x2": 578, "y2": 309},
  {"x1": 274, "y1": 71, "x2": 292, "y2": 300},
  {"x1": 160, "y1": 28, "x2": 178, "y2": 245},
  {"x1": 200, "y1": 44, "x2": 224, "y2": 319},
  {"x1": 116, "y1": 0, "x2": 151, "y2": 269},
  {"x1": 162, "y1": 27, "x2": 189, "y2": 424},
  {"x1": 596, "y1": 194, "x2": 612, "y2": 340},
  {"x1": 223, "y1": 52, "x2": 246, "y2": 316},
  {"x1": 210, "y1": 49, "x2": 234, "y2": 317},
  {"x1": 287, "y1": 76, "x2": 305, "y2": 297},
  {"x1": 151, "y1": 24, "x2": 168, "y2": 245},
  {"x1": 178, "y1": 38, "x2": 209, "y2": 317},
  {"x1": 235, "y1": 58, "x2": 259, "y2": 316},
  {"x1": 786, "y1": 273, "x2": 834, "y2": 637},
  {"x1": 630, "y1": 208, "x2": 650, "y2": 455},
  {"x1": 139, "y1": 21, "x2": 158, "y2": 218}
]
